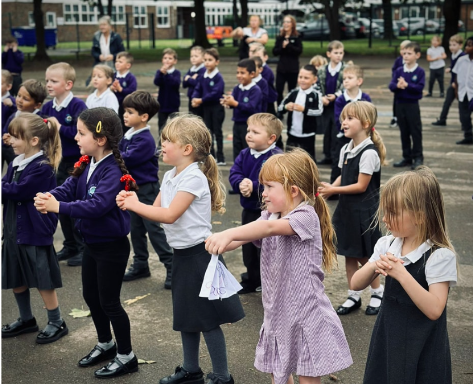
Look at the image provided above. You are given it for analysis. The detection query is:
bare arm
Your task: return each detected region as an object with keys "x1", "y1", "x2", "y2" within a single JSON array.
[
  {"x1": 319, "y1": 173, "x2": 372, "y2": 198},
  {"x1": 351, "y1": 261, "x2": 380, "y2": 290}
]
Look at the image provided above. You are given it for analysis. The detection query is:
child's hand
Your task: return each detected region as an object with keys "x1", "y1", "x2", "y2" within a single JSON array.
[
  {"x1": 184, "y1": 75, "x2": 190, "y2": 81},
  {"x1": 12, "y1": 43, "x2": 18, "y2": 52},
  {"x1": 375, "y1": 253, "x2": 406, "y2": 280},
  {"x1": 4, "y1": 44, "x2": 10, "y2": 52},
  {"x1": 293, "y1": 103, "x2": 305, "y2": 112},
  {"x1": 326, "y1": 94, "x2": 336, "y2": 102},
  {"x1": 318, "y1": 182, "x2": 334, "y2": 199},
  {"x1": 239, "y1": 178, "x2": 253, "y2": 197},
  {"x1": 285, "y1": 102, "x2": 295, "y2": 111},
  {"x1": 34, "y1": 192, "x2": 59, "y2": 214},
  {"x1": 3, "y1": 98, "x2": 13, "y2": 107},
  {"x1": 445, "y1": 68, "x2": 451, "y2": 73},
  {"x1": 191, "y1": 98, "x2": 202, "y2": 108},
  {"x1": 111, "y1": 79, "x2": 121, "y2": 92},
  {"x1": 205, "y1": 231, "x2": 233, "y2": 255},
  {"x1": 222, "y1": 95, "x2": 237, "y2": 108},
  {"x1": 116, "y1": 190, "x2": 139, "y2": 211},
  {"x1": 322, "y1": 96, "x2": 330, "y2": 106},
  {"x1": 48, "y1": 116, "x2": 61, "y2": 131},
  {"x1": 397, "y1": 77, "x2": 407, "y2": 89},
  {"x1": 2, "y1": 133, "x2": 11, "y2": 145},
  {"x1": 282, "y1": 39, "x2": 289, "y2": 48},
  {"x1": 160, "y1": 65, "x2": 169, "y2": 74},
  {"x1": 192, "y1": 73, "x2": 199, "y2": 79}
]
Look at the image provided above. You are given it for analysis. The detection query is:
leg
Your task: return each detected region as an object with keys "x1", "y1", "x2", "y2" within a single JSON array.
[
  {"x1": 212, "y1": 105, "x2": 226, "y2": 163},
  {"x1": 267, "y1": 103, "x2": 276, "y2": 116},
  {"x1": 129, "y1": 211, "x2": 150, "y2": 269},
  {"x1": 276, "y1": 72, "x2": 287, "y2": 106},
  {"x1": 203, "y1": 108, "x2": 217, "y2": 157},
  {"x1": 287, "y1": 72, "x2": 298, "y2": 94},
  {"x1": 13, "y1": 286, "x2": 33, "y2": 321},
  {"x1": 37, "y1": 289, "x2": 59, "y2": 310},
  {"x1": 336, "y1": 257, "x2": 364, "y2": 314},
  {"x1": 458, "y1": 96, "x2": 473, "y2": 141},
  {"x1": 396, "y1": 104, "x2": 413, "y2": 162},
  {"x1": 408, "y1": 104, "x2": 423, "y2": 161},
  {"x1": 299, "y1": 376, "x2": 321, "y2": 384},
  {"x1": 438, "y1": 85, "x2": 456, "y2": 122},
  {"x1": 11, "y1": 75, "x2": 22, "y2": 96},
  {"x1": 202, "y1": 326, "x2": 231, "y2": 381},
  {"x1": 271, "y1": 374, "x2": 294, "y2": 384},
  {"x1": 2, "y1": 286, "x2": 38, "y2": 338},
  {"x1": 181, "y1": 331, "x2": 201, "y2": 373},
  {"x1": 438, "y1": 68, "x2": 445, "y2": 94},
  {"x1": 330, "y1": 135, "x2": 350, "y2": 183},
  {"x1": 232, "y1": 123, "x2": 248, "y2": 161},
  {"x1": 428, "y1": 70, "x2": 435, "y2": 94}
]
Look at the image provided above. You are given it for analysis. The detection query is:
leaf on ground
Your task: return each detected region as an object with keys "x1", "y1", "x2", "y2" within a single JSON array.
[
  {"x1": 212, "y1": 221, "x2": 222, "y2": 225},
  {"x1": 329, "y1": 373, "x2": 339, "y2": 381},
  {"x1": 137, "y1": 359, "x2": 156, "y2": 364},
  {"x1": 68, "y1": 308, "x2": 91, "y2": 318},
  {"x1": 231, "y1": 221, "x2": 241, "y2": 225},
  {"x1": 124, "y1": 293, "x2": 151, "y2": 305}
]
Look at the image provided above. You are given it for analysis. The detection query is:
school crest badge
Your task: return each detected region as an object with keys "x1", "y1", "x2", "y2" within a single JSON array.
[
  {"x1": 210, "y1": 81, "x2": 214, "y2": 86},
  {"x1": 412, "y1": 75, "x2": 418, "y2": 82},
  {"x1": 88, "y1": 185, "x2": 97, "y2": 197},
  {"x1": 243, "y1": 97, "x2": 249, "y2": 103},
  {"x1": 65, "y1": 114, "x2": 73, "y2": 124}
]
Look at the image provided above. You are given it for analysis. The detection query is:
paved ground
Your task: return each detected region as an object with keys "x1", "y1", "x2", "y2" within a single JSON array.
[{"x1": 2, "y1": 55, "x2": 473, "y2": 384}]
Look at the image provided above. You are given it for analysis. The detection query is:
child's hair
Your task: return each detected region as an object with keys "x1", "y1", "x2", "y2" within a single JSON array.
[
  {"x1": 343, "y1": 64, "x2": 363, "y2": 79},
  {"x1": 258, "y1": 149, "x2": 337, "y2": 272},
  {"x1": 252, "y1": 56, "x2": 263, "y2": 69},
  {"x1": 116, "y1": 51, "x2": 134, "y2": 64},
  {"x1": 247, "y1": 113, "x2": 283, "y2": 140},
  {"x1": 327, "y1": 40, "x2": 344, "y2": 52},
  {"x1": 400, "y1": 40, "x2": 412, "y2": 49},
  {"x1": 449, "y1": 34, "x2": 463, "y2": 45},
  {"x1": 301, "y1": 64, "x2": 318, "y2": 77},
  {"x1": 8, "y1": 113, "x2": 62, "y2": 171},
  {"x1": 249, "y1": 42, "x2": 267, "y2": 56},
  {"x1": 2, "y1": 69, "x2": 13, "y2": 85},
  {"x1": 204, "y1": 48, "x2": 220, "y2": 61},
  {"x1": 238, "y1": 58, "x2": 256, "y2": 73},
  {"x1": 123, "y1": 91, "x2": 160, "y2": 120},
  {"x1": 340, "y1": 101, "x2": 386, "y2": 165},
  {"x1": 5, "y1": 37, "x2": 17, "y2": 45},
  {"x1": 404, "y1": 41, "x2": 421, "y2": 54},
  {"x1": 466, "y1": 36, "x2": 473, "y2": 47},
  {"x1": 378, "y1": 166, "x2": 455, "y2": 253},
  {"x1": 46, "y1": 62, "x2": 76, "y2": 83},
  {"x1": 20, "y1": 79, "x2": 48, "y2": 104},
  {"x1": 163, "y1": 48, "x2": 178, "y2": 60},
  {"x1": 91, "y1": 64, "x2": 114, "y2": 82},
  {"x1": 71, "y1": 107, "x2": 138, "y2": 191},
  {"x1": 191, "y1": 46, "x2": 205, "y2": 55},
  {"x1": 309, "y1": 55, "x2": 328, "y2": 68},
  {"x1": 161, "y1": 113, "x2": 226, "y2": 214},
  {"x1": 431, "y1": 35, "x2": 441, "y2": 43}
]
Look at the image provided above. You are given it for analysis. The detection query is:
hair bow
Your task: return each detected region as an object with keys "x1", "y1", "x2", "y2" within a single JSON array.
[
  {"x1": 74, "y1": 155, "x2": 90, "y2": 168},
  {"x1": 120, "y1": 174, "x2": 136, "y2": 191}
]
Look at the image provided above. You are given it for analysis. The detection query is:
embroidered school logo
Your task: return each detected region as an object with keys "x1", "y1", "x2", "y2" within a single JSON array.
[
  {"x1": 290, "y1": 39, "x2": 295, "y2": 43},
  {"x1": 65, "y1": 114, "x2": 73, "y2": 124},
  {"x1": 210, "y1": 81, "x2": 214, "y2": 86},
  {"x1": 309, "y1": 98, "x2": 313, "y2": 102},
  {"x1": 243, "y1": 97, "x2": 249, "y2": 103},
  {"x1": 123, "y1": 81, "x2": 127, "y2": 87},
  {"x1": 88, "y1": 185, "x2": 97, "y2": 197},
  {"x1": 412, "y1": 75, "x2": 418, "y2": 82}
]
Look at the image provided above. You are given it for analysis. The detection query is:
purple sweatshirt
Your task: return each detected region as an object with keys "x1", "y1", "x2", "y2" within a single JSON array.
[
  {"x1": 2, "y1": 49, "x2": 24, "y2": 74},
  {"x1": 2, "y1": 95, "x2": 16, "y2": 134},
  {"x1": 153, "y1": 69, "x2": 181, "y2": 113},
  {"x1": 192, "y1": 72, "x2": 225, "y2": 106},
  {"x1": 262, "y1": 65, "x2": 278, "y2": 103},
  {"x1": 254, "y1": 76, "x2": 269, "y2": 113},
  {"x1": 113, "y1": 72, "x2": 137, "y2": 105},
  {"x1": 389, "y1": 65, "x2": 425, "y2": 104},
  {"x1": 334, "y1": 92, "x2": 372, "y2": 131},
  {"x1": 231, "y1": 83, "x2": 263, "y2": 123},
  {"x1": 183, "y1": 65, "x2": 206, "y2": 99},
  {"x1": 392, "y1": 56, "x2": 404, "y2": 76}
]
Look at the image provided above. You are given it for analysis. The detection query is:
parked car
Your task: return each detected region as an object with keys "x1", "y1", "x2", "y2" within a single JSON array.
[
  {"x1": 400, "y1": 17, "x2": 429, "y2": 35},
  {"x1": 395, "y1": 21, "x2": 408, "y2": 36},
  {"x1": 438, "y1": 19, "x2": 465, "y2": 32},
  {"x1": 355, "y1": 18, "x2": 381, "y2": 38},
  {"x1": 297, "y1": 18, "x2": 356, "y2": 41}
]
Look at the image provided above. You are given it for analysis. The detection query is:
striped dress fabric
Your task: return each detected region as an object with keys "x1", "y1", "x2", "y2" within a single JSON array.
[{"x1": 254, "y1": 205, "x2": 353, "y2": 383}]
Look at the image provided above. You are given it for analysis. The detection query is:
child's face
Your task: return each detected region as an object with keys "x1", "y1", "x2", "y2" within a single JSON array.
[
  {"x1": 115, "y1": 57, "x2": 131, "y2": 73},
  {"x1": 449, "y1": 41, "x2": 461, "y2": 53},
  {"x1": 161, "y1": 138, "x2": 184, "y2": 166},
  {"x1": 341, "y1": 113, "x2": 367, "y2": 141},
  {"x1": 236, "y1": 67, "x2": 254, "y2": 86},
  {"x1": 123, "y1": 107, "x2": 147, "y2": 128},
  {"x1": 204, "y1": 53, "x2": 219, "y2": 72},
  {"x1": 249, "y1": 49, "x2": 267, "y2": 64},
  {"x1": 9, "y1": 134, "x2": 29, "y2": 156},
  {"x1": 1, "y1": 76, "x2": 11, "y2": 96},
  {"x1": 91, "y1": 69, "x2": 112, "y2": 91},
  {"x1": 382, "y1": 207, "x2": 417, "y2": 240},
  {"x1": 343, "y1": 72, "x2": 363, "y2": 91},
  {"x1": 297, "y1": 68, "x2": 317, "y2": 90},
  {"x1": 261, "y1": 180, "x2": 288, "y2": 214},
  {"x1": 327, "y1": 48, "x2": 344, "y2": 65},
  {"x1": 190, "y1": 50, "x2": 204, "y2": 66},
  {"x1": 162, "y1": 54, "x2": 177, "y2": 67},
  {"x1": 402, "y1": 48, "x2": 420, "y2": 65},
  {"x1": 16, "y1": 86, "x2": 42, "y2": 112},
  {"x1": 246, "y1": 124, "x2": 275, "y2": 151},
  {"x1": 255, "y1": 65, "x2": 263, "y2": 75},
  {"x1": 464, "y1": 40, "x2": 473, "y2": 56},
  {"x1": 45, "y1": 69, "x2": 72, "y2": 98},
  {"x1": 431, "y1": 38, "x2": 440, "y2": 47},
  {"x1": 75, "y1": 119, "x2": 100, "y2": 157}
]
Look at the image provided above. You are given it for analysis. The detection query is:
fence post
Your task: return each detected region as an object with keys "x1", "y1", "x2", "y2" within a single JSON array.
[
  {"x1": 150, "y1": 13, "x2": 155, "y2": 48},
  {"x1": 76, "y1": 21, "x2": 80, "y2": 56},
  {"x1": 369, "y1": 3, "x2": 373, "y2": 48},
  {"x1": 125, "y1": 13, "x2": 130, "y2": 50}
]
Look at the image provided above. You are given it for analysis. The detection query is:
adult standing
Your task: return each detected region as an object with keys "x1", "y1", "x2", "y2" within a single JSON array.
[
  {"x1": 273, "y1": 15, "x2": 303, "y2": 106},
  {"x1": 235, "y1": 15, "x2": 269, "y2": 60},
  {"x1": 91, "y1": 16, "x2": 125, "y2": 67}
]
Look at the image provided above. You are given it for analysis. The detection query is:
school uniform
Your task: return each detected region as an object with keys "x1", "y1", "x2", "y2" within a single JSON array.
[
  {"x1": 113, "y1": 71, "x2": 138, "y2": 133},
  {"x1": 452, "y1": 54, "x2": 473, "y2": 141},
  {"x1": 86, "y1": 88, "x2": 119, "y2": 114},
  {"x1": 389, "y1": 63, "x2": 425, "y2": 162},
  {"x1": 437, "y1": 50, "x2": 465, "y2": 123},
  {"x1": 1, "y1": 92, "x2": 17, "y2": 168},
  {"x1": 192, "y1": 68, "x2": 226, "y2": 163},
  {"x1": 254, "y1": 74, "x2": 269, "y2": 113},
  {"x1": 262, "y1": 64, "x2": 278, "y2": 115},
  {"x1": 183, "y1": 63, "x2": 206, "y2": 117},
  {"x1": 427, "y1": 45, "x2": 446, "y2": 95},
  {"x1": 2, "y1": 48, "x2": 24, "y2": 96},
  {"x1": 153, "y1": 67, "x2": 181, "y2": 132},
  {"x1": 231, "y1": 82, "x2": 263, "y2": 160},
  {"x1": 278, "y1": 86, "x2": 323, "y2": 160},
  {"x1": 391, "y1": 55, "x2": 404, "y2": 120}
]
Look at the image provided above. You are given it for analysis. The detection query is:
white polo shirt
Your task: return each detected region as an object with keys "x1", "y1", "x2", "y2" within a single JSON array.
[
  {"x1": 86, "y1": 88, "x2": 119, "y2": 114},
  {"x1": 452, "y1": 54, "x2": 473, "y2": 102},
  {"x1": 338, "y1": 137, "x2": 380, "y2": 174}
]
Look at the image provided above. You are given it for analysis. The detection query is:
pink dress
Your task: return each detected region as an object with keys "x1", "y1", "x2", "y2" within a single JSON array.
[{"x1": 254, "y1": 205, "x2": 352, "y2": 384}]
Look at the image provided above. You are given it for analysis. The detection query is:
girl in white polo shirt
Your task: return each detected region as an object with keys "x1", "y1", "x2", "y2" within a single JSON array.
[{"x1": 116, "y1": 114, "x2": 244, "y2": 384}]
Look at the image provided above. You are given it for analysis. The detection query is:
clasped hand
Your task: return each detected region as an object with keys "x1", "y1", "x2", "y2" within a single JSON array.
[
  {"x1": 374, "y1": 252, "x2": 405, "y2": 280},
  {"x1": 318, "y1": 182, "x2": 334, "y2": 199},
  {"x1": 116, "y1": 190, "x2": 139, "y2": 211},
  {"x1": 239, "y1": 178, "x2": 253, "y2": 197},
  {"x1": 34, "y1": 192, "x2": 59, "y2": 214},
  {"x1": 205, "y1": 232, "x2": 232, "y2": 255}
]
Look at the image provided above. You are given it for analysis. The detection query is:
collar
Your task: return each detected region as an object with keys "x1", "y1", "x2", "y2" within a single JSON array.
[
  {"x1": 262, "y1": 63, "x2": 267, "y2": 67},
  {"x1": 403, "y1": 63, "x2": 418, "y2": 73},
  {"x1": 343, "y1": 137, "x2": 373, "y2": 157},
  {"x1": 167, "y1": 67, "x2": 176, "y2": 74},
  {"x1": 328, "y1": 62, "x2": 342, "y2": 76},
  {"x1": 90, "y1": 152, "x2": 113, "y2": 168},
  {"x1": 12, "y1": 150, "x2": 44, "y2": 171},
  {"x1": 254, "y1": 74, "x2": 262, "y2": 82},
  {"x1": 451, "y1": 50, "x2": 463, "y2": 60},
  {"x1": 388, "y1": 237, "x2": 433, "y2": 264},
  {"x1": 115, "y1": 71, "x2": 129, "y2": 78},
  {"x1": 124, "y1": 125, "x2": 150, "y2": 140},
  {"x1": 2, "y1": 92, "x2": 11, "y2": 101},
  {"x1": 15, "y1": 109, "x2": 40, "y2": 118},
  {"x1": 250, "y1": 143, "x2": 276, "y2": 159},
  {"x1": 239, "y1": 82, "x2": 256, "y2": 91},
  {"x1": 167, "y1": 162, "x2": 199, "y2": 186},
  {"x1": 53, "y1": 92, "x2": 74, "y2": 111},
  {"x1": 343, "y1": 89, "x2": 363, "y2": 102},
  {"x1": 92, "y1": 88, "x2": 112, "y2": 100},
  {"x1": 268, "y1": 201, "x2": 308, "y2": 221},
  {"x1": 191, "y1": 63, "x2": 205, "y2": 72},
  {"x1": 298, "y1": 87, "x2": 314, "y2": 95},
  {"x1": 204, "y1": 68, "x2": 219, "y2": 79}
]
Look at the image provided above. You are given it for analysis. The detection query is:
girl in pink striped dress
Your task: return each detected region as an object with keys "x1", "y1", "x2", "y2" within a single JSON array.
[{"x1": 206, "y1": 149, "x2": 352, "y2": 384}]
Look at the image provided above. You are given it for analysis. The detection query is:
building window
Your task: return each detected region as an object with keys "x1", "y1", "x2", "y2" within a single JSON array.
[
  {"x1": 64, "y1": 3, "x2": 97, "y2": 24},
  {"x1": 28, "y1": 12, "x2": 35, "y2": 26},
  {"x1": 46, "y1": 12, "x2": 56, "y2": 27},
  {"x1": 133, "y1": 6, "x2": 147, "y2": 28},
  {"x1": 103, "y1": 5, "x2": 125, "y2": 24},
  {"x1": 157, "y1": 6, "x2": 170, "y2": 28}
]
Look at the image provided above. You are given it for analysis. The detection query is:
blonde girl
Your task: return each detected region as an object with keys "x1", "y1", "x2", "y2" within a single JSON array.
[
  {"x1": 86, "y1": 64, "x2": 119, "y2": 113},
  {"x1": 309, "y1": 55, "x2": 328, "y2": 70},
  {"x1": 117, "y1": 114, "x2": 244, "y2": 384},
  {"x1": 352, "y1": 166, "x2": 457, "y2": 383},
  {"x1": 319, "y1": 101, "x2": 386, "y2": 316},
  {"x1": 2, "y1": 113, "x2": 67, "y2": 344},
  {"x1": 206, "y1": 149, "x2": 353, "y2": 384}
]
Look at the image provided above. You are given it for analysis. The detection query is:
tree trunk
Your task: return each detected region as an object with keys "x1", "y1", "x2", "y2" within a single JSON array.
[
  {"x1": 442, "y1": 0, "x2": 460, "y2": 51},
  {"x1": 96, "y1": 0, "x2": 105, "y2": 18},
  {"x1": 323, "y1": 0, "x2": 341, "y2": 41},
  {"x1": 232, "y1": 0, "x2": 240, "y2": 26},
  {"x1": 107, "y1": 0, "x2": 113, "y2": 17},
  {"x1": 33, "y1": 0, "x2": 50, "y2": 62},
  {"x1": 241, "y1": 0, "x2": 248, "y2": 28},
  {"x1": 382, "y1": 0, "x2": 395, "y2": 40},
  {"x1": 194, "y1": 0, "x2": 211, "y2": 48}
]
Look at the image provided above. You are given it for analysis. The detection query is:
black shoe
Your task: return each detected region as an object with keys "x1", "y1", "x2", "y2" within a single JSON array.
[
  {"x1": 425, "y1": 93, "x2": 432, "y2": 97},
  {"x1": 2, "y1": 317, "x2": 38, "y2": 338},
  {"x1": 365, "y1": 294, "x2": 383, "y2": 316},
  {"x1": 393, "y1": 159, "x2": 412, "y2": 168},
  {"x1": 336, "y1": 297, "x2": 361, "y2": 315},
  {"x1": 440, "y1": 92, "x2": 445, "y2": 98},
  {"x1": 94, "y1": 355, "x2": 138, "y2": 379},
  {"x1": 67, "y1": 253, "x2": 83, "y2": 266},
  {"x1": 36, "y1": 320, "x2": 68, "y2": 344},
  {"x1": 57, "y1": 247, "x2": 77, "y2": 261},
  {"x1": 123, "y1": 266, "x2": 151, "y2": 282},
  {"x1": 456, "y1": 138, "x2": 473, "y2": 145},
  {"x1": 228, "y1": 189, "x2": 238, "y2": 195},
  {"x1": 432, "y1": 119, "x2": 446, "y2": 126},
  {"x1": 164, "y1": 266, "x2": 172, "y2": 290},
  {"x1": 159, "y1": 365, "x2": 204, "y2": 384},
  {"x1": 411, "y1": 158, "x2": 423, "y2": 170},
  {"x1": 318, "y1": 158, "x2": 332, "y2": 165},
  {"x1": 78, "y1": 344, "x2": 117, "y2": 367},
  {"x1": 206, "y1": 373, "x2": 235, "y2": 384}
]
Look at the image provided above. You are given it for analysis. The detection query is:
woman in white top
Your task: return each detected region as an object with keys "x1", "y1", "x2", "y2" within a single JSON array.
[
  {"x1": 91, "y1": 16, "x2": 125, "y2": 68},
  {"x1": 234, "y1": 15, "x2": 269, "y2": 59}
]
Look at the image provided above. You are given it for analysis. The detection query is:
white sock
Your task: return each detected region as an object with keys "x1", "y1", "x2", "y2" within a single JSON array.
[
  {"x1": 341, "y1": 289, "x2": 362, "y2": 308},
  {"x1": 91, "y1": 340, "x2": 115, "y2": 358},
  {"x1": 369, "y1": 285, "x2": 384, "y2": 308},
  {"x1": 108, "y1": 351, "x2": 135, "y2": 370}
]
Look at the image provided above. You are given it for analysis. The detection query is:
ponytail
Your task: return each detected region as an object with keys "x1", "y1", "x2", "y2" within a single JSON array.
[
  {"x1": 201, "y1": 155, "x2": 226, "y2": 214},
  {"x1": 371, "y1": 128, "x2": 387, "y2": 165},
  {"x1": 314, "y1": 196, "x2": 337, "y2": 273},
  {"x1": 43, "y1": 117, "x2": 62, "y2": 172}
]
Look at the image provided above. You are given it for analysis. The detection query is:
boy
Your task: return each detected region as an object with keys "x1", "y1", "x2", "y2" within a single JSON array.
[
  {"x1": 221, "y1": 58, "x2": 263, "y2": 160},
  {"x1": 2, "y1": 70, "x2": 17, "y2": 170},
  {"x1": 452, "y1": 36, "x2": 473, "y2": 145},
  {"x1": 112, "y1": 51, "x2": 137, "y2": 133},
  {"x1": 432, "y1": 34, "x2": 466, "y2": 126},
  {"x1": 229, "y1": 113, "x2": 283, "y2": 293},
  {"x1": 183, "y1": 46, "x2": 206, "y2": 118},
  {"x1": 192, "y1": 48, "x2": 226, "y2": 165},
  {"x1": 426, "y1": 35, "x2": 447, "y2": 97},
  {"x1": 2, "y1": 37, "x2": 24, "y2": 96},
  {"x1": 389, "y1": 42, "x2": 425, "y2": 169},
  {"x1": 119, "y1": 91, "x2": 174, "y2": 287},
  {"x1": 278, "y1": 65, "x2": 323, "y2": 160},
  {"x1": 251, "y1": 56, "x2": 269, "y2": 113},
  {"x1": 390, "y1": 40, "x2": 411, "y2": 128},
  {"x1": 41, "y1": 62, "x2": 87, "y2": 266},
  {"x1": 153, "y1": 48, "x2": 181, "y2": 133}
]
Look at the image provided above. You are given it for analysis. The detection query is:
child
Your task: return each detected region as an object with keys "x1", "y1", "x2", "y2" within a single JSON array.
[
  {"x1": 119, "y1": 91, "x2": 174, "y2": 287},
  {"x1": 34, "y1": 107, "x2": 139, "y2": 379},
  {"x1": 112, "y1": 51, "x2": 138, "y2": 133},
  {"x1": 2, "y1": 70, "x2": 17, "y2": 169},
  {"x1": 452, "y1": 36, "x2": 473, "y2": 145},
  {"x1": 183, "y1": 46, "x2": 206, "y2": 118},
  {"x1": 432, "y1": 34, "x2": 465, "y2": 126},
  {"x1": 192, "y1": 48, "x2": 226, "y2": 165},
  {"x1": 352, "y1": 167, "x2": 457, "y2": 383},
  {"x1": 154, "y1": 48, "x2": 181, "y2": 133},
  {"x1": 278, "y1": 64, "x2": 323, "y2": 160},
  {"x1": 229, "y1": 113, "x2": 283, "y2": 294},
  {"x1": 41, "y1": 62, "x2": 88, "y2": 266},
  {"x1": 389, "y1": 42, "x2": 425, "y2": 169},
  {"x1": 2, "y1": 114, "x2": 67, "y2": 344},
  {"x1": 319, "y1": 101, "x2": 386, "y2": 316},
  {"x1": 426, "y1": 35, "x2": 447, "y2": 98},
  {"x1": 206, "y1": 149, "x2": 353, "y2": 384},
  {"x1": 2, "y1": 37, "x2": 24, "y2": 96},
  {"x1": 251, "y1": 56, "x2": 269, "y2": 113},
  {"x1": 390, "y1": 40, "x2": 411, "y2": 128},
  {"x1": 221, "y1": 58, "x2": 263, "y2": 160},
  {"x1": 117, "y1": 114, "x2": 244, "y2": 384},
  {"x1": 86, "y1": 64, "x2": 119, "y2": 114},
  {"x1": 309, "y1": 55, "x2": 328, "y2": 70}
]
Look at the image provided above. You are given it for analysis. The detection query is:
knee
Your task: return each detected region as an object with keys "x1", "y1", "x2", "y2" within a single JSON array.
[{"x1": 100, "y1": 299, "x2": 126, "y2": 318}]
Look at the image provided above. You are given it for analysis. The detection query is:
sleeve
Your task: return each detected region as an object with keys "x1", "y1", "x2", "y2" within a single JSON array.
[
  {"x1": 368, "y1": 236, "x2": 395, "y2": 262},
  {"x1": 285, "y1": 36, "x2": 303, "y2": 56},
  {"x1": 359, "y1": 149, "x2": 380, "y2": 175},
  {"x1": 278, "y1": 88, "x2": 295, "y2": 113},
  {"x1": 2, "y1": 163, "x2": 56, "y2": 201},
  {"x1": 452, "y1": 57, "x2": 462, "y2": 74},
  {"x1": 119, "y1": 75, "x2": 137, "y2": 98},
  {"x1": 106, "y1": 93, "x2": 119, "y2": 114},
  {"x1": 153, "y1": 70, "x2": 163, "y2": 86},
  {"x1": 59, "y1": 100, "x2": 88, "y2": 141},
  {"x1": 91, "y1": 33, "x2": 101, "y2": 61},
  {"x1": 272, "y1": 37, "x2": 283, "y2": 56},
  {"x1": 305, "y1": 90, "x2": 323, "y2": 116},
  {"x1": 406, "y1": 69, "x2": 425, "y2": 94},
  {"x1": 182, "y1": 69, "x2": 192, "y2": 89},
  {"x1": 427, "y1": 47, "x2": 433, "y2": 57},
  {"x1": 120, "y1": 135, "x2": 155, "y2": 167},
  {"x1": 425, "y1": 248, "x2": 457, "y2": 287},
  {"x1": 191, "y1": 79, "x2": 202, "y2": 99},
  {"x1": 389, "y1": 68, "x2": 400, "y2": 93},
  {"x1": 338, "y1": 144, "x2": 348, "y2": 169},
  {"x1": 186, "y1": 74, "x2": 200, "y2": 89},
  {"x1": 286, "y1": 206, "x2": 317, "y2": 241},
  {"x1": 49, "y1": 175, "x2": 79, "y2": 203},
  {"x1": 113, "y1": 34, "x2": 125, "y2": 61},
  {"x1": 334, "y1": 97, "x2": 344, "y2": 131},
  {"x1": 177, "y1": 173, "x2": 206, "y2": 198},
  {"x1": 202, "y1": 76, "x2": 224, "y2": 103},
  {"x1": 228, "y1": 153, "x2": 246, "y2": 191}
]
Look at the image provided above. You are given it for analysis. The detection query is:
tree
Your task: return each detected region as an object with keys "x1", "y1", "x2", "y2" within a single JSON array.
[
  {"x1": 382, "y1": 0, "x2": 395, "y2": 41},
  {"x1": 320, "y1": 0, "x2": 343, "y2": 40},
  {"x1": 33, "y1": 0, "x2": 50, "y2": 62},
  {"x1": 442, "y1": 0, "x2": 460, "y2": 51},
  {"x1": 194, "y1": 0, "x2": 211, "y2": 48},
  {"x1": 240, "y1": 0, "x2": 248, "y2": 28},
  {"x1": 84, "y1": 0, "x2": 113, "y2": 17}
]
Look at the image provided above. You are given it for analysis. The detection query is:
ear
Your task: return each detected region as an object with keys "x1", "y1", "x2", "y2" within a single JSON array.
[
  {"x1": 30, "y1": 136, "x2": 40, "y2": 147},
  {"x1": 6, "y1": 83, "x2": 12, "y2": 91},
  {"x1": 182, "y1": 143, "x2": 194, "y2": 156},
  {"x1": 357, "y1": 77, "x2": 364, "y2": 86},
  {"x1": 267, "y1": 133, "x2": 277, "y2": 145},
  {"x1": 126, "y1": 62, "x2": 132, "y2": 70},
  {"x1": 290, "y1": 185, "x2": 300, "y2": 199},
  {"x1": 96, "y1": 136, "x2": 108, "y2": 147},
  {"x1": 140, "y1": 113, "x2": 149, "y2": 123},
  {"x1": 33, "y1": 101, "x2": 42, "y2": 110},
  {"x1": 65, "y1": 80, "x2": 74, "y2": 91}
]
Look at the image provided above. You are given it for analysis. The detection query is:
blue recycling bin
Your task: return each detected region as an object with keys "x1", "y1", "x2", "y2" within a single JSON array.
[{"x1": 11, "y1": 27, "x2": 57, "y2": 48}]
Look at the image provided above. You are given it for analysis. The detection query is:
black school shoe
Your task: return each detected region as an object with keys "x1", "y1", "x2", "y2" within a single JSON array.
[
  {"x1": 432, "y1": 119, "x2": 446, "y2": 126},
  {"x1": 456, "y1": 138, "x2": 473, "y2": 145},
  {"x1": 206, "y1": 373, "x2": 235, "y2": 384},
  {"x1": 159, "y1": 366, "x2": 204, "y2": 384},
  {"x1": 94, "y1": 356, "x2": 138, "y2": 379},
  {"x1": 36, "y1": 320, "x2": 69, "y2": 344},
  {"x1": 57, "y1": 247, "x2": 77, "y2": 261},
  {"x1": 78, "y1": 344, "x2": 117, "y2": 367},
  {"x1": 365, "y1": 294, "x2": 383, "y2": 316},
  {"x1": 123, "y1": 266, "x2": 151, "y2": 282},
  {"x1": 2, "y1": 317, "x2": 39, "y2": 338},
  {"x1": 393, "y1": 159, "x2": 412, "y2": 168},
  {"x1": 336, "y1": 297, "x2": 361, "y2": 315}
]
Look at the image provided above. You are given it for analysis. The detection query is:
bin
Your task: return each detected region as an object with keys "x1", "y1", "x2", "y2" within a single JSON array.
[{"x1": 10, "y1": 27, "x2": 57, "y2": 48}]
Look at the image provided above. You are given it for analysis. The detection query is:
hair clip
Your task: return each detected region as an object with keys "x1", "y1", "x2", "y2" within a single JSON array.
[
  {"x1": 43, "y1": 118, "x2": 48, "y2": 124},
  {"x1": 372, "y1": 127, "x2": 375, "y2": 132},
  {"x1": 74, "y1": 155, "x2": 90, "y2": 168},
  {"x1": 96, "y1": 121, "x2": 102, "y2": 133},
  {"x1": 120, "y1": 174, "x2": 136, "y2": 191},
  {"x1": 315, "y1": 192, "x2": 320, "y2": 197}
]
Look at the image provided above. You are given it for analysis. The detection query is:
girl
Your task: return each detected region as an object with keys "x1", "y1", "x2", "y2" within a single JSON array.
[
  {"x1": 117, "y1": 114, "x2": 244, "y2": 384},
  {"x1": 86, "y1": 64, "x2": 119, "y2": 114},
  {"x1": 319, "y1": 101, "x2": 386, "y2": 316},
  {"x1": 351, "y1": 166, "x2": 457, "y2": 383},
  {"x1": 34, "y1": 107, "x2": 138, "y2": 379},
  {"x1": 206, "y1": 149, "x2": 353, "y2": 384},
  {"x1": 2, "y1": 113, "x2": 67, "y2": 344},
  {"x1": 309, "y1": 55, "x2": 327, "y2": 71}
]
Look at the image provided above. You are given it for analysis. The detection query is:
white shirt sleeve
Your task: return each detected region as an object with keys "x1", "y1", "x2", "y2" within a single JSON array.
[
  {"x1": 427, "y1": 47, "x2": 433, "y2": 57},
  {"x1": 105, "y1": 93, "x2": 119, "y2": 114},
  {"x1": 338, "y1": 144, "x2": 348, "y2": 169},
  {"x1": 425, "y1": 248, "x2": 457, "y2": 287},
  {"x1": 359, "y1": 149, "x2": 381, "y2": 175},
  {"x1": 369, "y1": 235, "x2": 395, "y2": 262},
  {"x1": 177, "y1": 172, "x2": 207, "y2": 199}
]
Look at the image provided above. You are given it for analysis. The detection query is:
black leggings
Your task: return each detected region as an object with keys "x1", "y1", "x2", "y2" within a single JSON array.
[
  {"x1": 82, "y1": 237, "x2": 132, "y2": 354},
  {"x1": 276, "y1": 71, "x2": 298, "y2": 106}
]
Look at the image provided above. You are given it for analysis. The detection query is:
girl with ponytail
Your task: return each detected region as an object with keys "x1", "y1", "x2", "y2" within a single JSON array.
[
  {"x1": 34, "y1": 107, "x2": 139, "y2": 379},
  {"x1": 206, "y1": 148, "x2": 353, "y2": 384}
]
